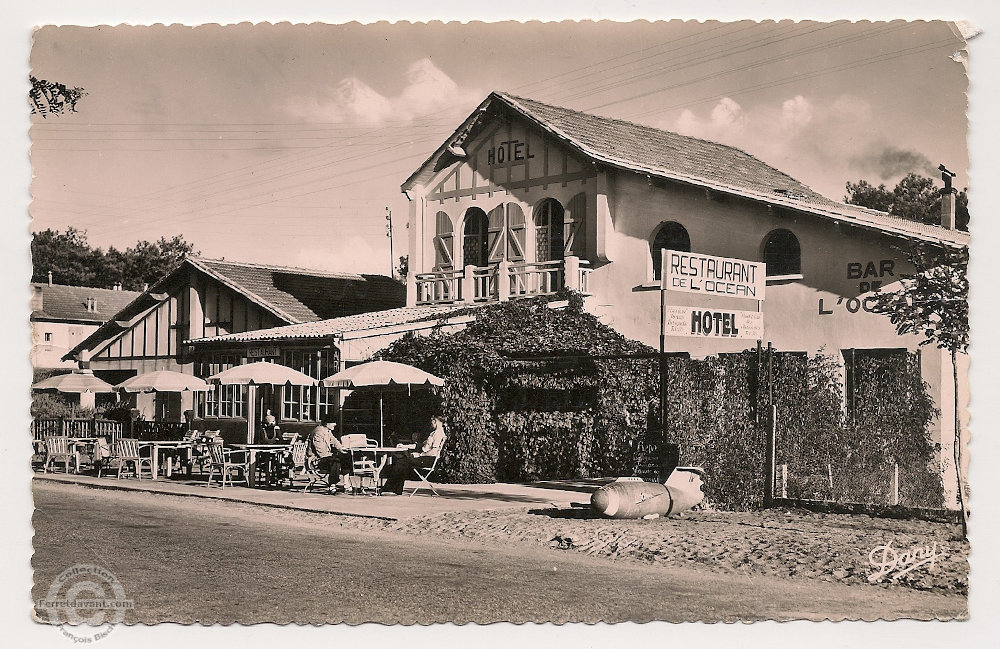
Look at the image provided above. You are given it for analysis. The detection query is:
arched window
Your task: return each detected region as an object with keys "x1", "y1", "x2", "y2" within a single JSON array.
[
  {"x1": 650, "y1": 222, "x2": 691, "y2": 281},
  {"x1": 534, "y1": 199, "x2": 565, "y2": 263},
  {"x1": 762, "y1": 229, "x2": 801, "y2": 276},
  {"x1": 462, "y1": 207, "x2": 489, "y2": 267}
]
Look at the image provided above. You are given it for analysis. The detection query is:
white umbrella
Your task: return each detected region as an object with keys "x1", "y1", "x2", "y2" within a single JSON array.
[
  {"x1": 32, "y1": 369, "x2": 115, "y2": 415},
  {"x1": 33, "y1": 369, "x2": 114, "y2": 393},
  {"x1": 208, "y1": 362, "x2": 317, "y2": 444},
  {"x1": 208, "y1": 361, "x2": 317, "y2": 386},
  {"x1": 321, "y1": 360, "x2": 444, "y2": 445},
  {"x1": 116, "y1": 370, "x2": 211, "y2": 393}
]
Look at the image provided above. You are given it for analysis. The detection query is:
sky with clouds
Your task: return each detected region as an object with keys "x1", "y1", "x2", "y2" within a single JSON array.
[{"x1": 28, "y1": 20, "x2": 970, "y2": 276}]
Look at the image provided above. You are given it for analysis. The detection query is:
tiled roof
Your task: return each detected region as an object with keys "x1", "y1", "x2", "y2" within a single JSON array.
[
  {"x1": 189, "y1": 304, "x2": 467, "y2": 344},
  {"x1": 189, "y1": 257, "x2": 406, "y2": 324},
  {"x1": 30, "y1": 283, "x2": 142, "y2": 323},
  {"x1": 502, "y1": 93, "x2": 831, "y2": 204},
  {"x1": 404, "y1": 92, "x2": 969, "y2": 249}
]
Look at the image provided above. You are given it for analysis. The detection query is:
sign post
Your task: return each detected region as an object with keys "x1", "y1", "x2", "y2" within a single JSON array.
[{"x1": 658, "y1": 249, "x2": 766, "y2": 450}]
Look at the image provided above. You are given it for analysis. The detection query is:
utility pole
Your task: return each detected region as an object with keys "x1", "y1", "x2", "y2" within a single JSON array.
[{"x1": 385, "y1": 206, "x2": 394, "y2": 279}]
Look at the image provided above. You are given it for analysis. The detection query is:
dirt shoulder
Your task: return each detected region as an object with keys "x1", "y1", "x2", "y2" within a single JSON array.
[{"x1": 330, "y1": 504, "x2": 968, "y2": 597}]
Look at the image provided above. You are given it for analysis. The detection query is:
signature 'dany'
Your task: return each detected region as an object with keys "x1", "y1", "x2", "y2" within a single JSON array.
[{"x1": 867, "y1": 540, "x2": 946, "y2": 583}]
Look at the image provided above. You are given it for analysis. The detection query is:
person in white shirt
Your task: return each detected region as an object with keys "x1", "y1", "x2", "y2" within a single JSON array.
[{"x1": 381, "y1": 416, "x2": 446, "y2": 495}]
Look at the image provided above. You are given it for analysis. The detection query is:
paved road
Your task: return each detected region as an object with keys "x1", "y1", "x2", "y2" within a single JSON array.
[{"x1": 31, "y1": 482, "x2": 965, "y2": 624}]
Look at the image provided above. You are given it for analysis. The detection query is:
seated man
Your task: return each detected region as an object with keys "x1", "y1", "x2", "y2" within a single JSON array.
[
  {"x1": 306, "y1": 419, "x2": 351, "y2": 493},
  {"x1": 381, "y1": 415, "x2": 446, "y2": 495}
]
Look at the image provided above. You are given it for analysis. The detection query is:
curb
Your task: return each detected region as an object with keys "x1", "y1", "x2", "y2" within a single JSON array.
[{"x1": 33, "y1": 474, "x2": 399, "y2": 521}]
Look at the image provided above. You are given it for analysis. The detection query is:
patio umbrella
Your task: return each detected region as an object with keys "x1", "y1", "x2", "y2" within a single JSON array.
[
  {"x1": 116, "y1": 370, "x2": 211, "y2": 393},
  {"x1": 208, "y1": 361, "x2": 317, "y2": 386},
  {"x1": 321, "y1": 361, "x2": 444, "y2": 445},
  {"x1": 208, "y1": 362, "x2": 317, "y2": 444},
  {"x1": 32, "y1": 369, "x2": 115, "y2": 414},
  {"x1": 32, "y1": 369, "x2": 115, "y2": 394}
]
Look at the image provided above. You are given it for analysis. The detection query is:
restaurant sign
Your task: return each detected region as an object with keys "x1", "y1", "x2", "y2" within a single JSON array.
[
  {"x1": 663, "y1": 306, "x2": 764, "y2": 340},
  {"x1": 247, "y1": 345, "x2": 280, "y2": 359},
  {"x1": 661, "y1": 250, "x2": 766, "y2": 300}
]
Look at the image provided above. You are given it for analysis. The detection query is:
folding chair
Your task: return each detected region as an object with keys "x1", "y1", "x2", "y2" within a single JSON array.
[{"x1": 409, "y1": 453, "x2": 442, "y2": 497}]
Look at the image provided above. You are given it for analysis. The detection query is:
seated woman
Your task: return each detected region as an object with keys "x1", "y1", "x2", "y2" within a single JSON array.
[{"x1": 380, "y1": 416, "x2": 446, "y2": 495}]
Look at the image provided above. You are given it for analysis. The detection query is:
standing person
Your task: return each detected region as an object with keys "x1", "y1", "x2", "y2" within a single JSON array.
[
  {"x1": 381, "y1": 415, "x2": 446, "y2": 496},
  {"x1": 306, "y1": 419, "x2": 349, "y2": 493}
]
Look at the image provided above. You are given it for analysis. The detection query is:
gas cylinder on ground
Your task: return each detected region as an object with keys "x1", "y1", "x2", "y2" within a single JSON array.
[{"x1": 590, "y1": 467, "x2": 705, "y2": 519}]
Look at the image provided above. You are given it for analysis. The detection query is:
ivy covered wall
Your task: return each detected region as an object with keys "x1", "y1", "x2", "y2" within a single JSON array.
[{"x1": 376, "y1": 294, "x2": 942, "y2": 510}]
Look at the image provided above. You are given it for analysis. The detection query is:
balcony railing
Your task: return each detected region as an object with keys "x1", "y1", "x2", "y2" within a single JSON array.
[
  {"x1": 415, "y1": 268, "x2": 464, "y2": 304},
  {"x1": 412, "y1": 256, "x2": 593, "y2": 306},
  {"x1": 509, "y1": 260, "x2": 563, "y2": 298}
]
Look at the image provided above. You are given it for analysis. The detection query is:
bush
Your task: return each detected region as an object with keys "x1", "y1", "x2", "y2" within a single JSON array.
[{"x1": 379, "y1": 293, "x2": 656, "y2": 484}]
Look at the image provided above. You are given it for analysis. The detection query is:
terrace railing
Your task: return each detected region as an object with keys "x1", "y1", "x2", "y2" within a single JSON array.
[
  {"x1": 31, "y1": 417, "x2": 125, "y2": 444},
  {"x1": 413, "y1": 256, "x2": 592, "y2": 306},
  {"x1": 414, "y1": 268, "x2": 464, "y2": 304}
]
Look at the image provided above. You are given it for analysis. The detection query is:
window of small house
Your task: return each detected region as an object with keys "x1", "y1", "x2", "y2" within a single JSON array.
[
  {"x1": 762, "y1": 228, "x2": 801, "y2": 276},
  {"x1": 650, "y1": 222, "x2": 691, "y2": 281}
]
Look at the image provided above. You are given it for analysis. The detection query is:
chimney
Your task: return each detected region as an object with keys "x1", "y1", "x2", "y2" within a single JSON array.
[
  {"x1": 938, "y1": 163, "x2": 958, "y2": 230},
  {"x1": 143, "y1": 282, "x2": 149, "y2": 291},
  {"x1": 87, "y1": 296, "x2": 96, "y2": 312},
  {"x1": 47, "y1": 271, "x2": 53, "y2": 286},
  {"x1": 30, "y1": 285, "x2": 43, "y2": 312}
]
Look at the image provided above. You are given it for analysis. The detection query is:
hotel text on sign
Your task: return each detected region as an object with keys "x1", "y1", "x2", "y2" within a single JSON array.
[
  {"x1": 662, "y1": 250, "x2": 765, "y2": 300},
  {"x1": 663, "y1": 306, "x2": 764, "y2": 340}
]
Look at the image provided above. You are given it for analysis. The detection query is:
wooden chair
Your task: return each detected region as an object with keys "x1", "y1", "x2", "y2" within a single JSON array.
[
  {"x1": 191, "y1": 430, "x2": 221, "y2": 475},
  {"x1": 44, "y1": 436, "x2": 79, "y2": 474},
  {"x1": 286, "y1": 441, "x2": 308, "y2": 489},
  {"x1": 205, "y1": 441, "x2": 251, "y2": 489},
  {"x1": 111, "y1": 438, "x2": 153, "y2": 479}
]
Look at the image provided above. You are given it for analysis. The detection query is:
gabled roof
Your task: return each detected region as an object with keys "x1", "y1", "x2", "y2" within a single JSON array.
[
  {"x1": 64, "y1": 257, "x2": 406, "y2": 361},
  {"x1": 187, "y1": 257, "x2": 405, "y2": 324},
  {"x1": 31, "y1": 283, "x2": 142, "y2": 323},
  {"x1": 188, "y1": 304, "x2": 467, "y2": 345},
  {"x1": 403, "y1": 92, "x2": 969, "y2": 249}
]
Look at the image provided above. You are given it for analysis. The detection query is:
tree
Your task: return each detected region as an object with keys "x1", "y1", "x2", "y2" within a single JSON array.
[
  {"x1": 31, "y1": 229, "x2": 197, "y2": 290},
  {"x1": 870, "y1": 243, "x2": 969, "y2": 536},
  {"x1": 30, "y1": 228, "x2": 110, "y2": 287},
  {"x1": 117, "y1": 235, "x2": 196, "y2": 291},
  {"x1": 29, "y1": 76, "x2": 86, "y2": 117},
  {"x1": 845, "y1": 172, "x2": 970, "y2": 231}
]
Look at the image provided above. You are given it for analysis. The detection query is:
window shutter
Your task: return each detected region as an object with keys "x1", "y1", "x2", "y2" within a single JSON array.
[
  {"x1": 506, "y1": 204, "x2": 526, "y2": 262},
  {"x1": 486, "y1": 205, "x2": 506, "y2": 264},
  {"x1": 433, "y1": 211, "x2": 454, "y2": 271},
  {"x1": 564, "y1": 192, "x2": 586, "y2": 257}
]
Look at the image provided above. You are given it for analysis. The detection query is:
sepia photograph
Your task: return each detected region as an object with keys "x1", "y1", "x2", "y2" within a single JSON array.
[{"x1": 9, "y1": 2, "x2": 1000, "y2": 643}]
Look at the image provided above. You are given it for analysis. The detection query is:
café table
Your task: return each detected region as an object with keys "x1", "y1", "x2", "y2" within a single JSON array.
[
  {"x1": 138, "y1": 440, "x2": 194, "y2": 479},
  {"x1": 231, "y1": 443, "x2": 292, "y2": 487},
  {"x1": 346, "y1": 444, "x2": 416, "y2": 493},
  {"x1": 65, "y1": 437, "x2": 99, "y2": 473}
]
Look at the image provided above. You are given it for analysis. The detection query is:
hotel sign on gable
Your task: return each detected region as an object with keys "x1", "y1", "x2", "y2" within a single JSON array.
[{"x1": 661, "y1": 250, "x2": 766, "y2": 300}]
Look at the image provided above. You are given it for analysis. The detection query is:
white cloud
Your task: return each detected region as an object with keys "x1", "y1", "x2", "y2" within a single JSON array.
[
  {"x1": 286, "y1": 59, "x2": 481, "y2": 126},
  {"x1": 660, "y1": 93, "x2": 931, "y2": 199}
]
